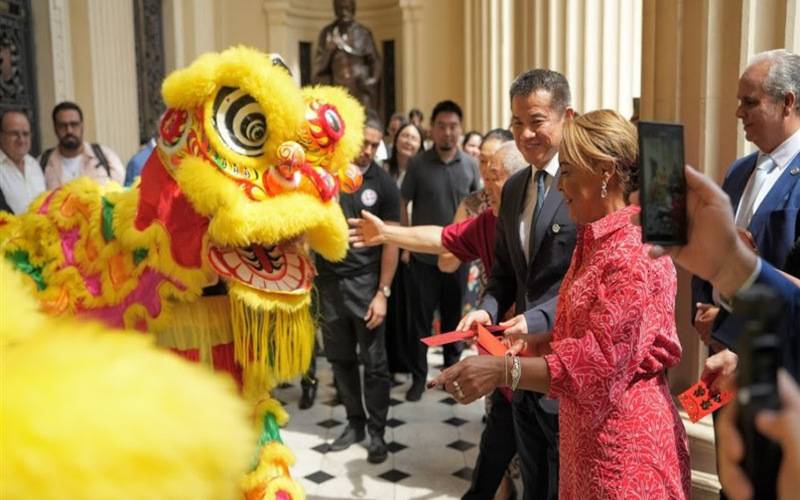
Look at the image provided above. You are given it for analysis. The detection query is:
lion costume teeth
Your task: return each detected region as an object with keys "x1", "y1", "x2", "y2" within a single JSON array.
[{"x1": 0, "y1": 46, "x2": 365, "y2": 500}]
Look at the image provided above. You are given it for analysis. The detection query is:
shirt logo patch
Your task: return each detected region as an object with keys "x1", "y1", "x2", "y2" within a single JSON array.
[{"x1": 361, "y1": 188, "x2": 378, "y2": 207}]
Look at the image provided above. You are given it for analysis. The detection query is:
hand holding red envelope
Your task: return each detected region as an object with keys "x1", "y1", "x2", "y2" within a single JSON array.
[
  {"x1": 678, "y1": 378, "x2": 735, "y2": 423},
  {"x1": 421, "y1": 323, "x2": 507, "y2": 355},
  {"x1": 422, "y1": 324, "x2": 514, "y2": 400}
]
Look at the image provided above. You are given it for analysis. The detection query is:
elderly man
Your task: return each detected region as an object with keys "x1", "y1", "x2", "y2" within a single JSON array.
[
  {"x1": 694, "y1": 50, "x2": 800, "y2": 373},
  {"x1": 690, "y1": 48, "x2": 800, "y2": 500},
  {"x1": 0, "y1": 109, "x2": 45, "y2": 214},
  {"x1": 694, "y1": 49, "x2": 800, "y2": 349},
  {"x1": 40, "y1": 101, "x2": 125, "y2": 189}
]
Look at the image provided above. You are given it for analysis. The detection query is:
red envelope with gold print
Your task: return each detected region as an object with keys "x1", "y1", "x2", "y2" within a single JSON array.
[{"x1": 678, "y1": 379, "x2": 735, "y2": 423}]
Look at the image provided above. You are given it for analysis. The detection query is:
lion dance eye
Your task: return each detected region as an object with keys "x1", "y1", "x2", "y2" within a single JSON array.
[
  {"x1": 212, "y1": 86, "x2": 268, "y2": 157},
  {"x1": 317, "y1": 104, "x2": 345, "y2": 143}
]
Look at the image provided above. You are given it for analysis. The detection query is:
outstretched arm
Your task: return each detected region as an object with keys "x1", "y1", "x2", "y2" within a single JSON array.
[{"x1": 349, "y1": 210, "x2": 445, "y2": 255}]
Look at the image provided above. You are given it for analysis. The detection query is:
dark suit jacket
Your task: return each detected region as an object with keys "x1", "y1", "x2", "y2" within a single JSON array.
[
  {"x1": 691, "y1": 151, "x2": 800, "y2": 348},
  {"x1": 480, "y1": 166, "x2": 577, "y2": 413}
]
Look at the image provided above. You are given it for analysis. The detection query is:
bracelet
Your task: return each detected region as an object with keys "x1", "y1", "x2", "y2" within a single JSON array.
[
  {"x1": 504, "y1": 354, "x2": 509, "y2": 387},
  {"x1": 511, "y1": 355, "x2": 521, "y2": 391}
]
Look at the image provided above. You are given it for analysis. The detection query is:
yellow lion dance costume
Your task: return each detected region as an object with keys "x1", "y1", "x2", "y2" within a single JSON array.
[
  {"x1": 1, "y1": 261, "x2": 255, "y2": 500},
  {"x1": 0, "y1": 46, "x2": 364, "y2": 499}
]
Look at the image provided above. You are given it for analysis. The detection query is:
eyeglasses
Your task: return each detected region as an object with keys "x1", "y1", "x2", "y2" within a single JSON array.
[{"x1": 1, "y1": 130, "x2": 31, "y2": 139}]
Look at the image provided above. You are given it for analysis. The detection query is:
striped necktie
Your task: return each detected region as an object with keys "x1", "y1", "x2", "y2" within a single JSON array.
[{"x1": 532, "y1": 170, "x2": 547, "y2": 223}]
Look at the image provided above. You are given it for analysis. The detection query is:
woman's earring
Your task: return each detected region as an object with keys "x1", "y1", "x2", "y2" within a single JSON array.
[{"x1": 600, "y1": 179, "x2": 608, "y2": 199}]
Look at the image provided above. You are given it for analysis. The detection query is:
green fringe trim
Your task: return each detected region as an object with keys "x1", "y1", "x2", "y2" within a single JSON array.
[{"x1": 5, "y1": 250, "x2": 46, "y2": 290}]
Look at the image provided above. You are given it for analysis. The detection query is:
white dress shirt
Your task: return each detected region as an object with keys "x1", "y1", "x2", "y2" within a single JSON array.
[
  {"x1": 0, "y1": 150, "x2": 46, "y2": 214},
  {"x1": 736, "y1": 128, "x2": 800, "y2": 225},
  {"x1": 520, "y1": 154, "x2": 560, "y2": 261}
]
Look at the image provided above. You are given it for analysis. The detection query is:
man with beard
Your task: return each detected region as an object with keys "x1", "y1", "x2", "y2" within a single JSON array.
[
  {"x1": 400, "y1": 100, "x2": 480, "y2": 401},
  {"x1": 315, "y1": 113, "x2": 399, "y2": 463},
  {"x1": 40, "y1": 101, "x2": 125, "y2": 189}
]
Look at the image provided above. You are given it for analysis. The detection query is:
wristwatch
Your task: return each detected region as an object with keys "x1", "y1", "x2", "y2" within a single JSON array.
[{"x1": 379, "y1": 285, "x2": 391, "y2": 298}]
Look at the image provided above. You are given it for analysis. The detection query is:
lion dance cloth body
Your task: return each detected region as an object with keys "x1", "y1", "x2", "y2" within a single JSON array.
[{"x1": 0, "y1": 46, "x2": 365, "y2": 500}]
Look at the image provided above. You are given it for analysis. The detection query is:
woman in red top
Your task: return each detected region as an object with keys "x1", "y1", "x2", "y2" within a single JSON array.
[{"x1": 432, "y1": 110, "x2": 691, "y2": 499}]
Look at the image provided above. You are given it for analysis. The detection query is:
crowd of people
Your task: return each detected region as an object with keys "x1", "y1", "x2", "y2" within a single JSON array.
[
  {"x1": 2, "y1": 47, "x2": 799, "y2": 500},
  {"x1": 337, "y1": 49, "x2": 800, "y2": 500},
  {"x1": 0, "y1": 101, "x2": 125, "y2": 214}
]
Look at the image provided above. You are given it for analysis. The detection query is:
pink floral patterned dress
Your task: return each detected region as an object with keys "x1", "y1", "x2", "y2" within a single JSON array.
[{"x1": 543, "y1": 205, "x2": 691, "y2": 499}]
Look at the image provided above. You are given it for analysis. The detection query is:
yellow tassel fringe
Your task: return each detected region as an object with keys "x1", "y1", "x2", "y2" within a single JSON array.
[{"x1": 229, "y1": 284, "x2": 314, "y2": 394}]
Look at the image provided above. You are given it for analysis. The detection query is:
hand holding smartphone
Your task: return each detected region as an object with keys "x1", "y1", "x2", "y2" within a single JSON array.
[{"x1": 637, "y1": 121, "x2": 688, "y2": 245}]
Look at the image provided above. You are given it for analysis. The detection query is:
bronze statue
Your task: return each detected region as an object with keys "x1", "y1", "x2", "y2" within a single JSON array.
[{"x1": 314, "y1": 0, "x2": 382, "y2": 111}]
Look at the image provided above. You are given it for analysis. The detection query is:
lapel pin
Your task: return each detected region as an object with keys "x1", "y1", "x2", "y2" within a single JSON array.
[
  {"x1": 552, "y1": 223, "x2": 561, "y2": 234},
  {"x1": 791, "y1": 167, "x2": 800, "y2": 176}
]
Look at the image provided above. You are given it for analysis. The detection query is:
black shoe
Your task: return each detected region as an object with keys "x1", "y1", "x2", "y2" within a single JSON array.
[
  {"x1": 367, "y1": 434, "x2": 388, "y2": 464},
  {"x1": 405, "y1": 380, "x2": 425, "y2": 402},
  {"x1": 299, "y1": 381, "x2": 317, "y2": 410},
  {"x1": 328, "y1": 391, "x2": 342, "y2": 406},
  {"x1": 328, "y1": 425, "x2": 365, "y2": 452}
]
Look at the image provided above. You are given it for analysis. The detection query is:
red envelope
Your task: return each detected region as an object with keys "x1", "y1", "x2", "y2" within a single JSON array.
[
  {"x1": 420, "y1": 324, "x2": 507, "y2": 356},
  {"x1": 420, "y1": 329, "x2": 474, "y2": 347},
  {"x1": 678, "y1": 380, "x2": 735, "y2": 423}
]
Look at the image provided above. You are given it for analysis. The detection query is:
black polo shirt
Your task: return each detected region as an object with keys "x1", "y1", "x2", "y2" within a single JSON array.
[
  {"x1": 316, "y1": 161, "x2": 401, "y2": 278},
  {"x1": 400, "y1": 147, "x2": 480, "y2": 265}
]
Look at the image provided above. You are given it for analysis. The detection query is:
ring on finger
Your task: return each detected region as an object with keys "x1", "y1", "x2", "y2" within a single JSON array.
[
  {"x1": 456, "y1": 388, "x2": 466, "y2": 400},
  {"x1": 452, "y1": 380, "x2": 461, "y2": 391}
]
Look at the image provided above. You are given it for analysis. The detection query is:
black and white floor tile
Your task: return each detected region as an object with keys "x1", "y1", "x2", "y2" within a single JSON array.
[{"x1": 273, "y1": 349, "x2": 485, "y2": 500}]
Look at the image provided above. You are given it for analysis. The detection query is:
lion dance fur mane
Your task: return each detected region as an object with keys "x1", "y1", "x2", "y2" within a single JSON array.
[{"x1": 0, "y1": 46, "x2": 366, "y2": 500}]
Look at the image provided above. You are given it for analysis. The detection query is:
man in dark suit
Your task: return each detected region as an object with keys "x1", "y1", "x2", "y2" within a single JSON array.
[
  {"x1": 693, "y1": 49, "x2": 800, "y2": 359},
  {"x1": 459, "y1": 69, "x2": 576, "y2": 500},
  {"x1": 691, "y1": 48, "x2": 800, "y2": 500}
]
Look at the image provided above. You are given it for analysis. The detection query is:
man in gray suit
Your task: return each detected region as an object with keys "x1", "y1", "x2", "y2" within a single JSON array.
[{"x1": 459, "y1": 69, "x2": 577, "y2": 500}]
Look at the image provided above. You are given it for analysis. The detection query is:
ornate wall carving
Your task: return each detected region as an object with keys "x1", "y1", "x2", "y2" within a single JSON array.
[
  {"x1": 134, "y1": 0, "x2": 166, "y2": 144},
  {"x1": 0, "y1": 0, "x2": 40, "y2": 152}
]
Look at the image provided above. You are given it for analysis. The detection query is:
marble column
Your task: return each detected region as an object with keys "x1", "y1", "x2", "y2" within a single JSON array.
[
  {"x1": 399, "y1": 0, "x2": 423, "y2": 113},
  {"x1": 464, "y1": 0, "x2": 514, "y2": 132},
  {"x1": 512, "y1": 0, "x2": 642, "y2": 117}
]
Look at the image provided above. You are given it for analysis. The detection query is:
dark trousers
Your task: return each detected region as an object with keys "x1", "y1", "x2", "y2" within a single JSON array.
[
  {"x1": 385, "y1": 262, "x2": 414, "y2": 374},
  {"x1": 463, "y1": 389, "x2": 517, "y2": 500},
  {"x1": 513, "y1": 391, "x2": 559, "y2": 500},
  {"x1": 319, "y1": 276, "x2": 391, "y2": 436},
  {"x1": 406, "y1": 258, "x2": 467, "y2": 382}
]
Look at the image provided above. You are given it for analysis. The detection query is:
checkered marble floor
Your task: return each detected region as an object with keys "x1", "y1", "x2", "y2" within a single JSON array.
[{"x1": 273, "y1": 349, "x2": 485, "y2": 500}]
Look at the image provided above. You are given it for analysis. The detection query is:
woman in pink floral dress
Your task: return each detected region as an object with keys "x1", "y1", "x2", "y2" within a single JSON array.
[{"x1": 432, "y1": 110, "x2": 691, "y2": 499}]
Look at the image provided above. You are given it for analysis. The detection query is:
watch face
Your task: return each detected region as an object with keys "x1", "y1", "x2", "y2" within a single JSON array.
[{"x1": 381, "y1": 286, "x2": 391, "y2": 298}]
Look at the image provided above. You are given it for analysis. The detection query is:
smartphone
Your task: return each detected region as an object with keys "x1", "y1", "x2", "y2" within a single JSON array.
[
  {"x1": 733, "y1": 285, "x2": 783, "y2": 499},
  {"x1": 637, "y1": 121, "x2": 687, "y2": 245}
]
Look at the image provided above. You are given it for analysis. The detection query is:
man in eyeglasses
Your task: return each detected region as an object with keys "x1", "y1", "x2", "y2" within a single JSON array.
[
  {"x1": 40, "y1": 101, "x2": 125, "y2": 189},
  {"x1": 0, "y1": 109, "x2": 45, "y2": 214}
]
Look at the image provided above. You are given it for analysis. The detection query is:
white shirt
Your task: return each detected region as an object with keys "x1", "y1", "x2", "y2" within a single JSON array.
[
  {"x1": 60, "y1": 155, "x2": 82, "y2": 184},
  {"x1": 520, "y1": 154, "x2": 560, "y2": 260},
  {"x1": 0, "y1": 150, "x2": 46, "y2": 214},
  {"x1": 736, "y1": 128, "x2": 800, "y2": 222}
]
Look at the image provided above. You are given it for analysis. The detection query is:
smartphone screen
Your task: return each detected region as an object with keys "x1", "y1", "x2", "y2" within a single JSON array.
[{"x1": 637, "y1": 121, "x2": 687, "y2": 245}]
